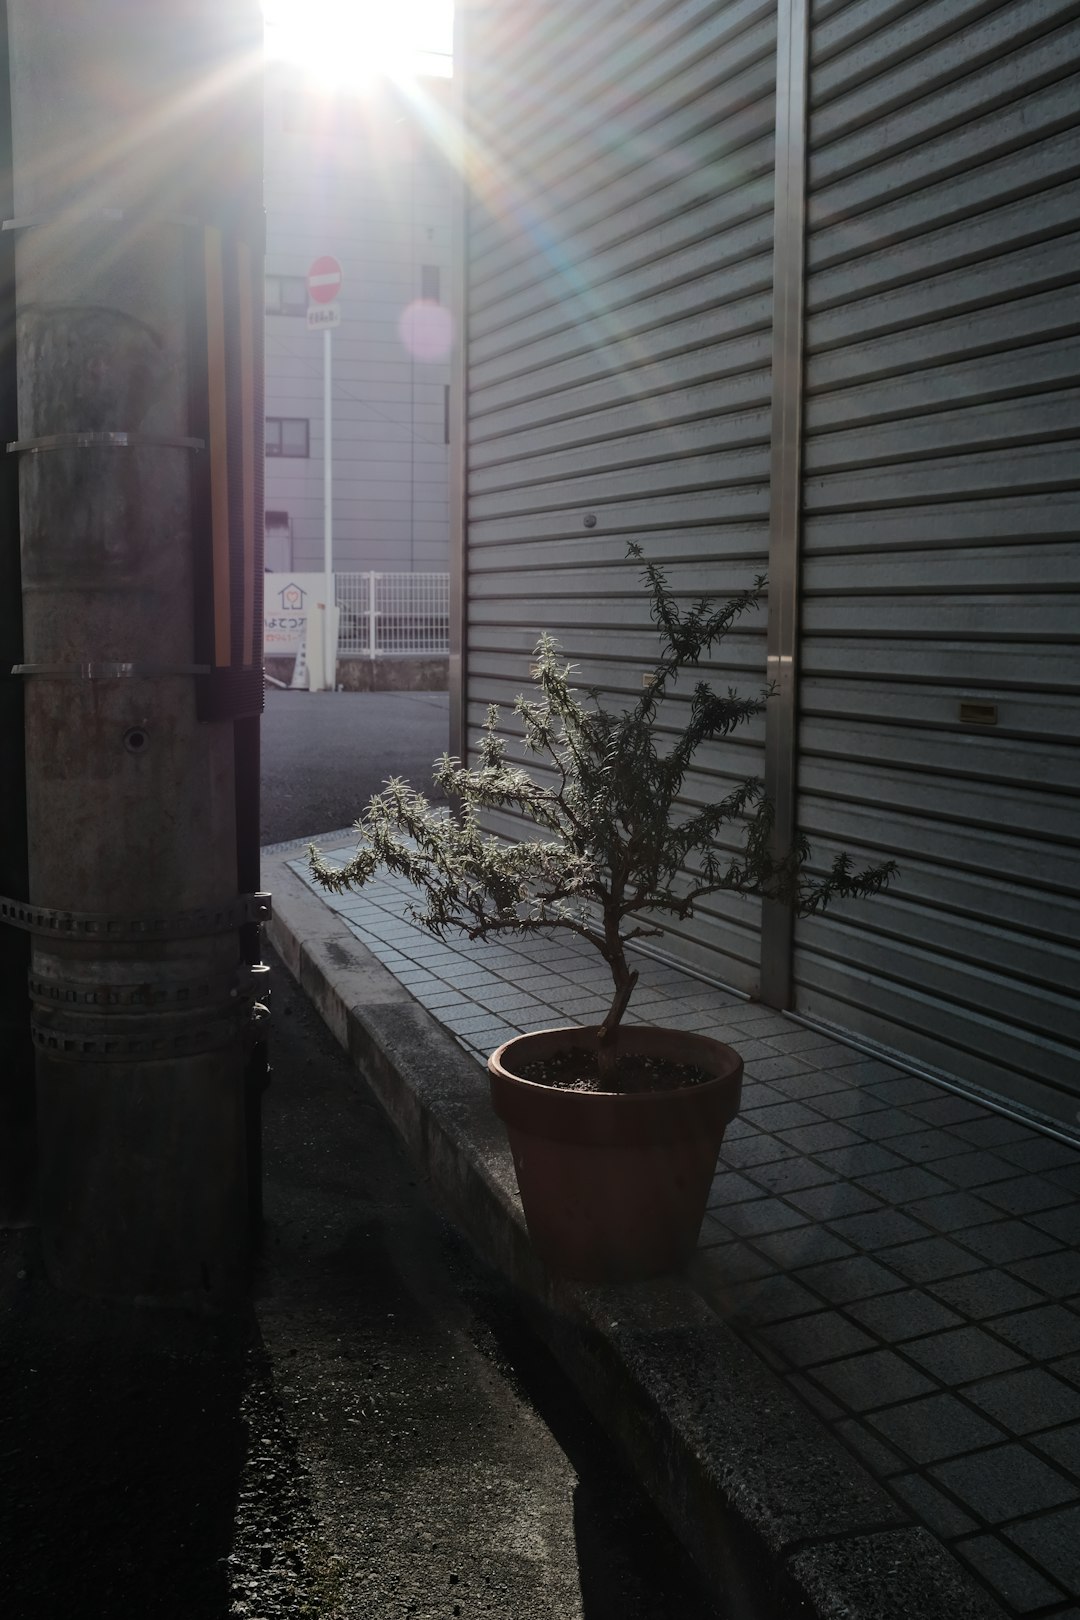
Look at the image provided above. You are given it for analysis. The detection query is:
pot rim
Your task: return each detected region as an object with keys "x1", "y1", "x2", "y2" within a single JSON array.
[{"x1": 488, "y1": 1023, "x2": 743, "y2": 1101}]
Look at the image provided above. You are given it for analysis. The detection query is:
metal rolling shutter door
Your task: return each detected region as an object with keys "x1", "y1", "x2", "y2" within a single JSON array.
[
  {"x1": 792, "y1": 0, "x2": 1080, "y2": 1125},
  {"x1": 464, "y1": 0, "x2": 779, "y2": 993}
]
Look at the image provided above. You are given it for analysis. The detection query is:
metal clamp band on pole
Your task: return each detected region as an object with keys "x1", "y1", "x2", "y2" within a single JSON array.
[
  {"x1": 10, "y1": 662, "x2": 212, "y2": 680},
  {"x1": 2, "y1": 208, "x2": 126, "y2": 231},
  {"x1": 7, "y1": 432, "x2": 204, "y2": 454},
  {"x1": 3, "y1": 210, "x2": 245, "y2": 235},
  {"x1": 28, "y1": 963, "x2": 260, "y2": 1012},
  {"x1": 0, "y1": 891, "x2": 272, "y2": 940},
  {"x1": 30, "y1": 1009, "x2": 251, "y2": 1062}
]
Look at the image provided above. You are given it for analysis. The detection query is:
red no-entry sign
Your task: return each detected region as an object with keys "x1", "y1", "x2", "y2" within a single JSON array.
[{"x1": 307, "y1": 255, "x2": 343, "y2": 305}]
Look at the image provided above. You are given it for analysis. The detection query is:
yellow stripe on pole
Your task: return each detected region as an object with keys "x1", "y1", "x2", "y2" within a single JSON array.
[
  {"x1": 204, "y1": 227, "x2": 231, "y2": 668},
  {"x1": 237, "y1": 240, "x2": 256, "y2": 668}
]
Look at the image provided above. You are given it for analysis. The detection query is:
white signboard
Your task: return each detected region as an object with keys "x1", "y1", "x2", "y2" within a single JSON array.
[
  {"x1": 264, "y1": 573, "x2": 326, "y2": 654},
  {"x1": 307, "y1": 303, "x2": 341, "y2": 330}
]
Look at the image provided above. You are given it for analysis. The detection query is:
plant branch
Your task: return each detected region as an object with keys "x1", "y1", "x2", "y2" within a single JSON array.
[{"x1": 309, "y1": 544, "x2": 898, "y2": 1085}]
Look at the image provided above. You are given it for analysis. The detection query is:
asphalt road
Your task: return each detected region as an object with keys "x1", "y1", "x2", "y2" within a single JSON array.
[
  {"x1": 252, "y1": 959, "x2": 725, "y2": 1620},
  {"x1": 260, "y1": 688, "x2": 451, "y2": 845},
  {"x1": 1, "y1": 959, "x2": 724, "y2": 1620}
]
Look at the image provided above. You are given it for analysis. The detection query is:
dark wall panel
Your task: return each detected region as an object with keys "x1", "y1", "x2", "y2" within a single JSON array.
[
  {"x1": 794, "y1": 0, "x2": 1080, "y2": 1127},
  {"x1": 463, "y1": 0, "x2": 778, "y2": 992}
]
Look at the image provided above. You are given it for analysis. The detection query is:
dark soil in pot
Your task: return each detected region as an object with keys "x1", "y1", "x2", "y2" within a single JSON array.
[{"x1": 515, "y1": 1047, "x2": 713, "y2": 1094}]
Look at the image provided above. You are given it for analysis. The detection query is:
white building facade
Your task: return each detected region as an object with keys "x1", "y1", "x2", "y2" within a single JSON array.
[{"x1": 263, "y1": 66, "x2": 453, "y2": 576}]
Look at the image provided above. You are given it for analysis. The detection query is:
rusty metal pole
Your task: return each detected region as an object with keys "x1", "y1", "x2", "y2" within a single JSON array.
[
  {"x1": 5, "y1": 0, "x2": 266, "y2": 1304},
  {"x1": 0, "y1": 0, "x2": 33, "y2": 1229}
]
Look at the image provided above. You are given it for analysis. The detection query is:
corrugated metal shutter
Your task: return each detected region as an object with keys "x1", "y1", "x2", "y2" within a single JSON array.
[
  {"x1": 463, "y1": 0, "x2": 780, "y2": 992},
  {"x1": 792, "y1": 0, "x2": 1080, "y2": 1125}
]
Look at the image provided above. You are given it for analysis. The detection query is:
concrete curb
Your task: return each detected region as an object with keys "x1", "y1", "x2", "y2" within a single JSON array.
[{"x1": 263, "y1": 844, "x2": 1007, "y2": 1620}]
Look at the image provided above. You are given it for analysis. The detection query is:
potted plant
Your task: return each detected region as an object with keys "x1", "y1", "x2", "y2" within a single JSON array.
[{"x1": 310, "y1": 547, "x2": 896, "y2": 1282}]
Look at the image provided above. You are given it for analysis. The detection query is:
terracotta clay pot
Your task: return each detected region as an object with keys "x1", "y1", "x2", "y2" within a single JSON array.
[{"x1": 488, "y1": 1025, "x2": 742, "y2": 1283}]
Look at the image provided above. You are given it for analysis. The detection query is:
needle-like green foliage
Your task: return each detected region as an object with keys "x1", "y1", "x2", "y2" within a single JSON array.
[{"x1": 310, "y1": 546, "x2": 897, "y2": 1060}]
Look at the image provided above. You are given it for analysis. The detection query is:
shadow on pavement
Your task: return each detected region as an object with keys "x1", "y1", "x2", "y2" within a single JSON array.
[
  {"x1": 0, "y1": 1239, "x2": 325, "y2": 1620},
  {"x1": 434, "y1": 1221, "x2": 724, "y2": 1620},
  {"x1": 1, "y1": 1241, "x2": 248, "y2": 1619}
]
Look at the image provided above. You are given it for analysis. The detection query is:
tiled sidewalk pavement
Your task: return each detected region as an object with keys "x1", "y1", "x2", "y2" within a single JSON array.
[{"x1": 295, "y1": 850, "x2": 1080, "y2": 1619}]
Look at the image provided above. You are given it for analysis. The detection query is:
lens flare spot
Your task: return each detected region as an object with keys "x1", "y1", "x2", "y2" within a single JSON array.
[{"x1": 399, "y1": 298, "x2": 453, "y2": 361}]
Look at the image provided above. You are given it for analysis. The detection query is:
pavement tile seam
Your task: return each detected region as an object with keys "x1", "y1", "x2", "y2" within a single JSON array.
[
  {"x1": 888, "y1": 1473, "x2": 979, "y2": 1540},
  {"x1": 842, "y1": 1290, "x2": 966, "y2": 1343},
  {"x1": 928, "y1": 1442, "x2": 1080, "y2": 1528},
  {"x1": 746, "y1": 1226, "x2": 859, "y2": 1269},
  {"x1": 720, "y1": 1133, "x2": 800, "y2": 1169},
  {"x1": 729, "y1": 1278, "x2": 827, "y2": 1328},
  {"x1": 888, "y1": 1325, "x2": 1028, "y2": 1388},
  {"x1": 931, "y1": 1152, "x2": 1021, "y2": 1190},
  {"x1": 983, "y1": 1303, "x2": 1080, "y2": 1363},
  {"x1": 952, "y1": 1533, "x2": 1069, "y2": 1612},
  {"x1": 799, "y1": 1348, "x2": 938, "y2": 1414},
  {"x1": 793, "y1": 1257, "x2": 912, "y2": 1306},
  {"x1": 784, "y1": 1371, "x2": 848, "y2": 1424},
  {"x1": 802, "y1": 1090, "x2": 889, "y2": 1121},
  {"x1": 1003, "y1": 1501, "x2": 1080, "y2": 1597},
  {"x1": 862, "y1": 1398, "x2": 1012, "y2": 1471},
  {"x1": 794, "y1": 1043, "x2": 889, "y2": 1069},
  {"x1": 980, "y1": 1176, "x2": 1076, "y2": 1217},
  {"x1": 925, "y1": 1271, "x2": 1047, "y2": 1320},
  {"x1": 865, "y1": 1427, "x2": 1080, "y2": 1574},
  {"x1": 754, "y1": 1312, "x2": 878, "y2": 1369},
  {"x1": 746, "y1": 1318, "x2": 1080, "y2": 1485},
  {"x1": 833, "y1": 1417, "x2": 910, "y2": 1479},
  {"x1": 887, "y1": 1470, "x2": 998, "y2": 1540},
  {"x1": 1030, "y1": 1424, "x2": 1080, "y2": 1481},
  {"x1": 962, "y1": 1369, "x2": 1080, "y2": 1436}
]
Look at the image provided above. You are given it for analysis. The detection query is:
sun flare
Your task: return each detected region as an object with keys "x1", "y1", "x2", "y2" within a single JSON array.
[{"x1": 262, "y1": 0, "x2": 452, "y2": 88}]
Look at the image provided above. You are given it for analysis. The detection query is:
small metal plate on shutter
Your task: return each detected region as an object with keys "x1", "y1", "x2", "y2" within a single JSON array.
[{"x1": 959, "y1": 701, "x2": 998, "y2": 726}]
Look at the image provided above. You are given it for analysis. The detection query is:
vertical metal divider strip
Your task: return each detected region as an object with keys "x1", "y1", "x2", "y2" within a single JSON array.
[
  {"x1": 760, "y1": 0, "x2": 810, "y2": 1010},
  {"x1": 448, "y1": 7, "x2": 470, "y2": 766},
  {"x1": 204, "y1": 226, "x2": 232, "y2": 669},
  {"x1": 237, "y1": 237, "x2": 256, "y2": 670}
]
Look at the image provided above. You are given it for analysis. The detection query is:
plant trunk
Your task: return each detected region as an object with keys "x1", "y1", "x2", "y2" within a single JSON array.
[{"x1": 596, "y1": 956, "x2": 638, "y2": 1084}]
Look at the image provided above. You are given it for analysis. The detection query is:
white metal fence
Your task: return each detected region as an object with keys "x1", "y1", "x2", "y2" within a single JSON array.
[{"x1": 334, "y1": 572, "x2": 450, "y2": 656}]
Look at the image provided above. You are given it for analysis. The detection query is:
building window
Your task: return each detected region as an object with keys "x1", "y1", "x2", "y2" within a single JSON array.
[
  {"x1": 421, "y1": 264, "x2": 440, "y2": 302},
  {"x1": 264, "y1": 510, "x2": 292, "y2": 572},
  {"x1": 266, "y1": 418, "x2": 309, "y2": 458},
  {"x1": 265, "y1": 275, "x2": 308, "y2": 315}
]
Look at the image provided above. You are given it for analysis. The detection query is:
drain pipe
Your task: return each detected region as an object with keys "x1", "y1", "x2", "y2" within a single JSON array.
[{"x1": 4, "y1": 0, "x2": 266, "y2": 1304}]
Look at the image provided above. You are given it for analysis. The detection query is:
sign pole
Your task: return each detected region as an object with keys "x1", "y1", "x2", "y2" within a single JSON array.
[
  {"x1": 306, "y1": 253, "x2": 344, "y2": 693},
  {"x1": 323, "y1": 321, "x2": 333, "y2": 690}
]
